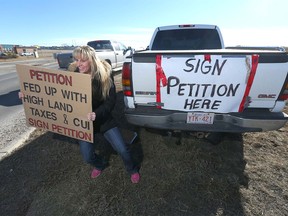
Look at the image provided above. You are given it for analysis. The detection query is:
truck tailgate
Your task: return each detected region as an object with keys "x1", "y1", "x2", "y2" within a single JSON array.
[{"x1": 131, "y1": 51, "x2": 288, "y2": 112}]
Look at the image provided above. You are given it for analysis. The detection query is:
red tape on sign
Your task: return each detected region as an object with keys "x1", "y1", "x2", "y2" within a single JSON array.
[
  {"x1": 156, "y1": 55, "x2": 167, "y2": 109},
  {"x1": 238, "y1": 54, "x2": 259, "y2": 112}
]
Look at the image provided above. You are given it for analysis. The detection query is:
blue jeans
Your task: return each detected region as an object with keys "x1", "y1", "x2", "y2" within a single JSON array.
[{"x1": 79, "y1": 127, "x2": 138, "y2": 174}]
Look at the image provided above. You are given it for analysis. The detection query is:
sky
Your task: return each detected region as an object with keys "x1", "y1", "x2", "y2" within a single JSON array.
[{"x1": 1, "y1": 0, "x2": 288, "y2": 49}]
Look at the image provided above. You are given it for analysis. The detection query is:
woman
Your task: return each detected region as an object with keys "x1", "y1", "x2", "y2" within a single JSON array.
[{"x1": 70, "y1": 45, "x2": 140, "y2": 183}]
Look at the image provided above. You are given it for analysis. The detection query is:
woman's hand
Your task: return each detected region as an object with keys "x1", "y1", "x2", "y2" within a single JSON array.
[
  {"x1": 87, "y1": 112, "x2": 96, "y2": 121},
  {"x1": 18, "y1": 92, "x2": 24, "y2": 99}
]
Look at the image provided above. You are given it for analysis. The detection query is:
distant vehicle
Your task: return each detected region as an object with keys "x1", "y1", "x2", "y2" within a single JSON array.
[
  {"x1": 21, "y1": 52, "x2": 34, "y2": 56},
  {"x1": 56, "y1": 40, "x2": 133, "y2": 72}
]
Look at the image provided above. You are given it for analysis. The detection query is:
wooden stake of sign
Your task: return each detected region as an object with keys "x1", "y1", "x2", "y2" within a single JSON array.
[{"x1": 16, "y1": 64, "x2": 94, "y2": 142}]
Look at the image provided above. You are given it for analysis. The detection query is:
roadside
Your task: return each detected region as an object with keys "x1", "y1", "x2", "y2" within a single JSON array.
[
  {"x1": 0, "y1": 109, "x2": 35, "y2": 160},
  {"x1": 0, "y1": 55, "x2": 61, "y2": 160}
]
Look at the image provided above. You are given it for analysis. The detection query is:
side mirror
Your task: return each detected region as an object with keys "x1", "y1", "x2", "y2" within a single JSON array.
[{"x1": 123, "y1": 46, "x2": 134, "y2": 55}]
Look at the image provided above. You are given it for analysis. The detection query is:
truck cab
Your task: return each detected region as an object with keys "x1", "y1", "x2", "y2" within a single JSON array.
[{"x1": 149, "y1": 24, "x2": 224, "y2": 50}]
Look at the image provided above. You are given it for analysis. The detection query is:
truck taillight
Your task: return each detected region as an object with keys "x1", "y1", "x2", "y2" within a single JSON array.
[
  {"x1": 278, "y1": 76, "x2": 288, "y2": 100},
  {"x1": 122, "y1": 62, "x2": 133, "y2": 96}
]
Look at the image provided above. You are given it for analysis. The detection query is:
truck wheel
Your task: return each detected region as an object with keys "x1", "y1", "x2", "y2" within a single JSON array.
[{"x1": 205, "y1": 132, "x2": 224, "y2": 145}]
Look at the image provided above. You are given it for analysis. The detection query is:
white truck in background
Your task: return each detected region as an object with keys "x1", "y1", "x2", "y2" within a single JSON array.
[
  {"x1": 122, "y1": 24, "x2": 288, "y2": 136},
  {"x1": 56, "y1": 40, "x2": 133, "y2": 71}
]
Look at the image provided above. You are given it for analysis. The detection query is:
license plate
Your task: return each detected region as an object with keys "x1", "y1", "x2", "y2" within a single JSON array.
[{"x1": 186, "y1": 112, "x2": 214, "y2": 124}]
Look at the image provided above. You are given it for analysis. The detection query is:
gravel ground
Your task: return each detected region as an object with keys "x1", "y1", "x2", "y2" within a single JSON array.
[{"x1": 0, "y1": 107, "x2": 34, "y2": 160}]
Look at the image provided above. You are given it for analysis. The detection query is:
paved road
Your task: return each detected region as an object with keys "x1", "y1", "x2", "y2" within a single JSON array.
[
  {"x1": 0, "y1": 58, "x2": 58, "y2": 121},
  {"x1": 0, "y1": 58, "x2": 59, "y2": 159}
]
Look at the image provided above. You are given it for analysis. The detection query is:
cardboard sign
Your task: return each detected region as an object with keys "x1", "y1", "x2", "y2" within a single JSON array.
[
  {"x1": 157, "y1": 54, "x2": 257, "y2": 113},
  {"x1": 16, "y1": 64, "x2": 93, "y2": 142}
]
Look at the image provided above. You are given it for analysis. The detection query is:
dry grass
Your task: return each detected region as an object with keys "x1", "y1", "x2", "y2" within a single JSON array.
[{"x1": 0, "y1": 91, "x2": 287, "y2": 215}]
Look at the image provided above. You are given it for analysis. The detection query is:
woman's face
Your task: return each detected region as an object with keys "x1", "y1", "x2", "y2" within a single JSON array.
[{"x1": 76, "y1": 58, "x2": 91, "y2": 74}]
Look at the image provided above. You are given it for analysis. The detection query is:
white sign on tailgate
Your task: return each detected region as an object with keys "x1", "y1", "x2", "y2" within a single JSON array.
[{"x1": 158, "y1": 54, "x2": 256, "y2": 113}]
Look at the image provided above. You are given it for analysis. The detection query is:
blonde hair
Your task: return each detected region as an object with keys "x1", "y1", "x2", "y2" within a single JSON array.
[{"x1": 72, "y1": 45, "x2": 112, "y2": 99}]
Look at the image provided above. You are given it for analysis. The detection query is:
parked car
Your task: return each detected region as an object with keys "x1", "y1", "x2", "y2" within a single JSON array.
[
  {"x1": 56, "y1": 40, "x2": 133, "y2": 72},
  {"x1": 21, "y1": 52, "x2": 34, "y2": 56}
]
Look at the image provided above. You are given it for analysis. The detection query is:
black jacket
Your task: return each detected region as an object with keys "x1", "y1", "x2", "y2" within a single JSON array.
[{"x1": 91, "y1": 77, "x2": 117, "y2": 133}]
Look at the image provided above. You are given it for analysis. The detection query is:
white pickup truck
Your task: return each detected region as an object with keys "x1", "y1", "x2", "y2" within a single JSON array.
[
  {"x1": 56, "y1": 40, "x2": 132, "y2": 71},
  {"x1": 122, "y1": 24, "x2": 288, "y2": 134}
]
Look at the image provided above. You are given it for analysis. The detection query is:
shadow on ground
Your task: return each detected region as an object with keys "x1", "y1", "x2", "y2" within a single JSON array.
[{"x1": 0, "y1": 89, "x2": 22, "y2": 106}]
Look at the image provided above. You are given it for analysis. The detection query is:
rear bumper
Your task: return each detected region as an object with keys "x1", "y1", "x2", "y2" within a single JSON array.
[{"x1": 124, "y1": 107, "x2": 288, "y2": 133}]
